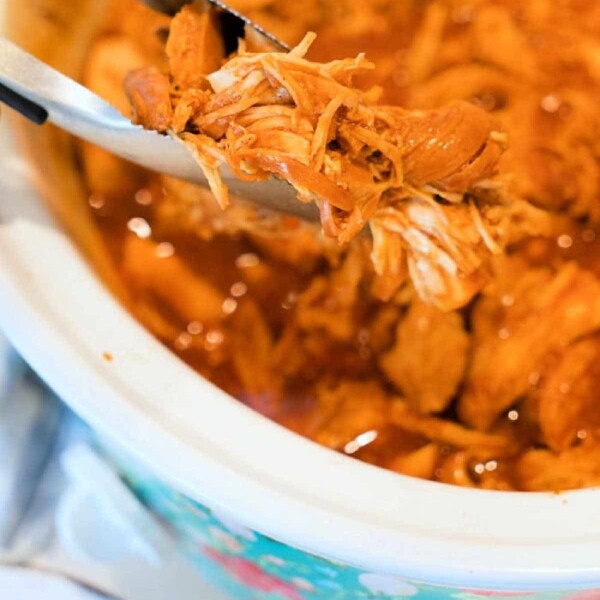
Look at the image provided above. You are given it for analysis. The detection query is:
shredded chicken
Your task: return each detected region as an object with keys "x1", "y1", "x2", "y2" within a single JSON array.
[
  {"x1": 390, "y1": 401, "x2": 512, "y2": 454},
  {"x1": 517, "y1": 443, "x2": 600, "y2": 492},
  {"x1": 314, "y1": 380, "x2": 388, "y2": 451},
  {"x1": 534, "y1": 336, "x2": 600, "y2": 453},
  {"x1": 124, "y1": 5, "x2": 549, "y2": 310},
  {"x1": 388, "y1": 444, "x2": 439, "y2": 480},
  {"x1": 459, "y1": 261, "x2": 600, "y2": 431},
  {"x1": 380, "y1": 302, "x2": 469, "y2": 414},
  {"x1": 406, "y1": 2, "x2": 600, "y2": 223},
  {"x1": 75, "y1": 0, "x2": 600, "y2": 492},
  {"x1": 123, "y1": 235, "x2": 226, "y2": 323}
]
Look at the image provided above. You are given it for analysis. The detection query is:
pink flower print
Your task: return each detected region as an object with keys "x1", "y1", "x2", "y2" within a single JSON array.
[
  {"x1": 263, "y1": 555, "x2": 286, "y2": 567},
  {"x1": 208, "y1": 527, "x2": 244, "y2": 553},
  {"x1": 203, "y1": 547, "x2": 305, "y2": 600},
  {"x1": 358, "y1": 573, "x2": 418, "y2": 596},
  {"x1": 291, "y1": 577, "x2": 314, "y2": 592},
  {"x1": 460, "y1": 592, "x2": 534, "y2": 598},
  {"x1": 561, "y1": 591, "x2": 600, "y2": 600}
]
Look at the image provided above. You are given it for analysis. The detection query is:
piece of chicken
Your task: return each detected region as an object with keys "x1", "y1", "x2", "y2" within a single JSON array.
[
  {"x1": 534, "y1": 336, "x2": 600, "y2": 453},
  {"x1": 459, "y1": 261, "x2": 600, "y2": 431},
  {"x1": 380, "y1": 301, "x2": 470, "y2": 414},
  {"x1": 124, "y1": 4, "x2": 549, "y2": 310}
]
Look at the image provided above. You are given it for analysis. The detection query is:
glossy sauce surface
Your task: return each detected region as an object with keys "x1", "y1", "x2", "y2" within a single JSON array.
[{"x1": 82, "y1": 0, "x2": 600, "y2": 491}]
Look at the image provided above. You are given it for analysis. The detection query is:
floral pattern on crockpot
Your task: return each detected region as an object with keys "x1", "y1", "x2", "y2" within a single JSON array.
[{"x1": 101, "y1": 444, "x2": 600, "y2": 600}]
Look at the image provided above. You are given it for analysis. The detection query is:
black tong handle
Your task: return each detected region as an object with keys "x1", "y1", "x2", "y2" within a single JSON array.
[{"x1": 0, "y1": 81, "x2": 48, "y2": 124}]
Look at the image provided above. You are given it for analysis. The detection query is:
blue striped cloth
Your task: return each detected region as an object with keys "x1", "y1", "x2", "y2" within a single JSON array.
[
  {"x1": 0, "y1": 332, "x2": 91, "y2": 557},
  {"x1": 0, "y1": 332, "x2": 226, "y2": 600}
]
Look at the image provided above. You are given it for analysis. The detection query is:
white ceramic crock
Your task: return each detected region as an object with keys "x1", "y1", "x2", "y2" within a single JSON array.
[{"x1": 1, "y1": 2, "x2": 600, "y2": 598}]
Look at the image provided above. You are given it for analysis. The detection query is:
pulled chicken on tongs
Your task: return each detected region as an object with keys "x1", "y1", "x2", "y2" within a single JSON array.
[{"x1": 125, "y1": 7, "x2": 547, "y2": 310}]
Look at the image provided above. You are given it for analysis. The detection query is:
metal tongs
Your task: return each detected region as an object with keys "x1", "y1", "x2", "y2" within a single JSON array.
[{"x1": 0, "y1": 1, "x2": 321, "y2": 222}]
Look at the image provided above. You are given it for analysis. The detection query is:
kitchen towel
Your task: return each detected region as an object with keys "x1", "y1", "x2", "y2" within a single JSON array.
[{"x1": 0, "y1": 331, "x2": 226, "y2": 600}]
